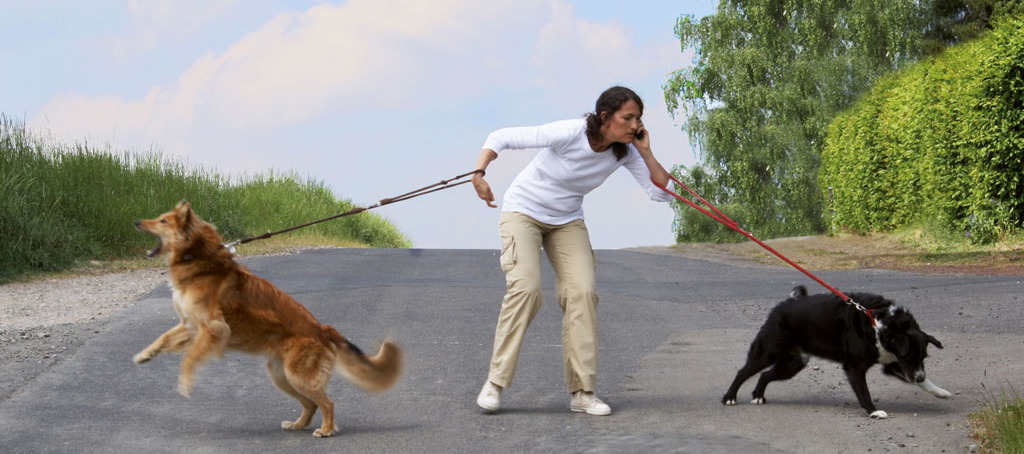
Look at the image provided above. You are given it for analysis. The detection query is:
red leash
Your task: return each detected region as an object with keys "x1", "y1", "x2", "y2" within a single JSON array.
[{"x1": 655, "y1": 175, "x2": 877, "y2": 324}]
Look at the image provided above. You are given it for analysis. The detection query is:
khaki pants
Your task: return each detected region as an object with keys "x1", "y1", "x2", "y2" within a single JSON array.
[{"x1": 487, "y1": 212, "x2": 598, "y2": 393}]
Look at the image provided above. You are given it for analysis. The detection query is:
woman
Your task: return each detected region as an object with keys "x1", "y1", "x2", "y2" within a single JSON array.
[{"x1": 471, "y1": 86, "x2": 674, "y2": 415}]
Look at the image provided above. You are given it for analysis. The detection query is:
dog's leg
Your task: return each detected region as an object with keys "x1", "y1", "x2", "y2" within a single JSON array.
[
  {"x1": 750, "y1": 351, "x2": 808, "y2": 405},
  {"x1": 282, "y1": 341, "x2": 337, "y2": 437},
  {"x1": 722, "y1": 342, "x2": 777, "y2": 405},
  {"x1": 177, "y1": 319, "x2": 230, "y2": 397},
  {"x1": 917, "y1": 378, "x2": 952, "y2": 398},
  {"x1": 307, "y1": 388, "x2": 335, "y2": 438},
  {"x1": 133, "y1": 324, "x2": 192, "y2": 364},
  {"x1": 844, "y1": 364, "x2": 885, "y2": 418},
  {"x1": 723, "y1": 364, "x2": 766, "y2": 405},
  {"x1": 266, "y1": 358, "x2": 319, "y2": 431}
]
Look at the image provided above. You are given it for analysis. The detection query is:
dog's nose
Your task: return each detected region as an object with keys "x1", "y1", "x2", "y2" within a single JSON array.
[{"x1": 913, "y1": 371, "x2": 926, "y2": 383}]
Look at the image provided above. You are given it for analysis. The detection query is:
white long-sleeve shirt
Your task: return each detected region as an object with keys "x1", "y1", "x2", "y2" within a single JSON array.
[{"x1": 483, "y1": 118, "x2": 674, "y2": 225}]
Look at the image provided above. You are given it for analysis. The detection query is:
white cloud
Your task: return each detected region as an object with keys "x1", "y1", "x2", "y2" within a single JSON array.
[
  {"x1": 103, "y1": 0, "x2": 240, "y2": 61},
  {"x1": 530, "y1": 2, "x2": 635, "y2": 87},
  {"x1": 35, "y1": 0, "x2": 552, "y2": 145}
]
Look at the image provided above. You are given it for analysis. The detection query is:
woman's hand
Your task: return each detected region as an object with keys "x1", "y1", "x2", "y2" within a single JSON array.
[
  {"x1": 631, "y1": 123, "x2": 670, "y2": 187},
  {"x1": 473, "y1": 173, "x2": 497, "y2": 208},
  {"x1": 632, "y1": 121, "x2": 651, "y2": 152},
  {"x1": 473, "y1": 149, "x2": 499, "y2": 208}
]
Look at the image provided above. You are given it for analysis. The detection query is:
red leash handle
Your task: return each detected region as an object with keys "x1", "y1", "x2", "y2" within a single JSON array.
[{"x1": 655, "y1": 175, "x2": 853, "y2": 304}]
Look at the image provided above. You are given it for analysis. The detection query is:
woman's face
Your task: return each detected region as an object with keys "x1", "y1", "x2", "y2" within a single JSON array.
[{"x1": 600, "y1": 99, "x2": 642, "y2": 145}]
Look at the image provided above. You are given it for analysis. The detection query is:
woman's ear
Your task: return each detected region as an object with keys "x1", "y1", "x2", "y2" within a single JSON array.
[{"x1": 598, "y1": 111, "x2": 607, "y2": 122}]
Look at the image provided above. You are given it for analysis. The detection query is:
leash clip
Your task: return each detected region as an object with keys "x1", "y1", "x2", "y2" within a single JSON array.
[
  {"x1": 846, "y1": 298, "x2": 868, "y2": 313},
  {"x1": 847, "y1": 298, "x2": 878, "y2": 326}
]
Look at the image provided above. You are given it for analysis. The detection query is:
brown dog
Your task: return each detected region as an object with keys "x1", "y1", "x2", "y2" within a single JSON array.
[{"x1": 133, "y1": 201, "x2": 402, "y2": 437}]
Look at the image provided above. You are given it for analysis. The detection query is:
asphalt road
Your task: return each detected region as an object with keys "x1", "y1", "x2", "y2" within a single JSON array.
[{"x1": 2, "y1": 248, "x2": 1022, "y2": 453}]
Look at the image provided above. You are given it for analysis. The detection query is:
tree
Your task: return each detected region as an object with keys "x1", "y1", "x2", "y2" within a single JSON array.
[{"x1": 663, "y1": 0, "x2": 1015, "y2": 242}]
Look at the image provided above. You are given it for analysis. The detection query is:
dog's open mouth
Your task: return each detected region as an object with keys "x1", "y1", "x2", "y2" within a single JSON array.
[
  {"x1": 134, "y1": 221, "x2": 163, "y2": 257},
  {"x1": 146, "y1": 238, "x2": 163, "y2": 258}
]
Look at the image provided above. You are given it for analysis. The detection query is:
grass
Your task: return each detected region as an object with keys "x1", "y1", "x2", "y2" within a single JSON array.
[
  {"x1": 670, "y1": 229, "x2": 1024, "y2": 274},
  {"x1": 0, "y1": 115, "x2": 409, "y2": 284},
  {"x1": 970, "y1": 385, "x2": 1024, "y2": 454},
  {"x1": 894, "y1": 221, "x2": 1024, "y2": 263}
]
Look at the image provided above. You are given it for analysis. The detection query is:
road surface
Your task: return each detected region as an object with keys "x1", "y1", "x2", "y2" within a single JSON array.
[{"x1": 2, "y1": 248, "x2": 1021, "y2": 453}]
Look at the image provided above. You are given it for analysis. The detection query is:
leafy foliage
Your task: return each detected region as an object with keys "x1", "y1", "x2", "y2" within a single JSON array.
[
  {"x1": 670, "y1": 164, "x2": 749, "y2": 243},
  {"x1": 663, "y1": 0, "x2": 1020, "y2": 242},
  {"x1": 821, "y1": 17, "x2": 1024, "y2": 243}
]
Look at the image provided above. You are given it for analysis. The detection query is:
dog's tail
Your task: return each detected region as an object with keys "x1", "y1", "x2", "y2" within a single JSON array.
[
  {"x1": 327, "y1": 327, "x2": 402, "y2": 393},
  {"x1": 790, "y1": 285, "x2": 808, "y2": 299}
]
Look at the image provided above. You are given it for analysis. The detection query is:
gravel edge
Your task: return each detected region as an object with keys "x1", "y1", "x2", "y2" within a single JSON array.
[{"x1": 0, "y1": 268, "x2": 168, "y2": 402}]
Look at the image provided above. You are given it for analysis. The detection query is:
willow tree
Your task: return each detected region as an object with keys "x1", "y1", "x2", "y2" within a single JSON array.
[{"x1": 663, "y1": 0, "x2": 1009, "y2": 242}]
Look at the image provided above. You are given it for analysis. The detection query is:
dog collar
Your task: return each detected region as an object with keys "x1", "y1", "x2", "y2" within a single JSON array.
[{"x1": 864, "y1": 308, "x2": 879, "y2": 327}]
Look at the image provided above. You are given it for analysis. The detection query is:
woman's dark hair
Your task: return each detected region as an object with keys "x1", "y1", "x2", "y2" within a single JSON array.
[{"x1": 585, "y1": 86, "x2": 644, "y2": 161}]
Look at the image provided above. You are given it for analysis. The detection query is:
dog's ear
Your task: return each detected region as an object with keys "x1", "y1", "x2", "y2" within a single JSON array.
[
  {"x1": 925, "y1": 333, "x2": 943, "y2": 349},
  {"x1": 182, "y1": 205, "x2": 195, "y2": 228},
  {"x1": 173, "y1": 201, "x2": 195, "y2": 228}
]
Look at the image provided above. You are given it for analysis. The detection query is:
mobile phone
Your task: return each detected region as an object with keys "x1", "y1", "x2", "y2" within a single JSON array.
[{"x1": 635, "y1": 128, "x2": 645, "y2": 140}]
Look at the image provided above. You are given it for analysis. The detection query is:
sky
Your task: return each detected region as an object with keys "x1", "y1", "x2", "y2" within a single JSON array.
[{"x1": 1, "y1": 0, "x2": 717, "y2": 250}]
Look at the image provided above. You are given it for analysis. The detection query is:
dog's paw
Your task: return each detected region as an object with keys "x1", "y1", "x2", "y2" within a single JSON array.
[
  {"x1": 869, "y1": 410, "x2": 889, "y2": 419},
  {"x1": 722, "y1": 398, "x2": 737, "y2": 406},
  {"x1": 177, "y1": 379, "x2": 193, "y2": 398},
  {"x1": 313, "y1": 426, "x2": 337, "y2": 438},
  {"x1": 282, "y1": 421, "x2": 303, "y2": 431},
  {"x1": 751, "y1": 397, "x2": 766, "y2": 405},
  {"x1": 132, "y1": 352, "x2": 152, "y2": 364}
]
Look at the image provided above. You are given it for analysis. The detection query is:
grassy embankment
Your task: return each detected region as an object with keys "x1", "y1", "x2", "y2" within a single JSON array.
[
  {"x1": 0, "y1": 116, "x2": 409, "y2": 284},
  {"x1": 970, "y1": 386, "x2": 1024, "y2": 454}
]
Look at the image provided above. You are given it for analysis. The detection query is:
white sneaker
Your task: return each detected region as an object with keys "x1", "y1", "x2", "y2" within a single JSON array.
[
  {"x1": 476, "y1": 381, "x2": 502, "y2": 412},
  {"x1": 570, "y1": 391, "x2": 611, "y2": 416}
]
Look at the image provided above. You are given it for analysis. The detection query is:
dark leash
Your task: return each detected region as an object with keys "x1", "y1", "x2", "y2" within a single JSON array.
[
  {"x1": 224, "y1": 169, "x2": 484, "y2": 250},
  {"x1": 654, "y1": 175, "x2": 878, "y2": 325}
]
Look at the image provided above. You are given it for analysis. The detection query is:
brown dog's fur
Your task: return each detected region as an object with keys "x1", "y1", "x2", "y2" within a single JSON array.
[{"x1": 133, "y1": 201, "x2": 401, "y2": 437}]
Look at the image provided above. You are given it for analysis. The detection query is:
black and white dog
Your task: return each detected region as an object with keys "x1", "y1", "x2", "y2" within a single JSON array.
[{"x1": 721, "y1": 286, "x2": 951, "y2": 419}]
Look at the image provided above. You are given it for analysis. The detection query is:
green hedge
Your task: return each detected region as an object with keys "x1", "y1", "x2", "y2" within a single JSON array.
[{"x1": 821, "y1": 17, "x2": 1024, "y2": 243}]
